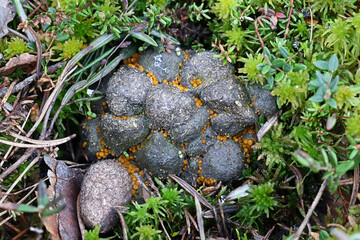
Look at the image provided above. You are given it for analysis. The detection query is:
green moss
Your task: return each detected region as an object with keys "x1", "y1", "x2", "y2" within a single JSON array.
[
  {"x1": 346, "y1": 114, "x2": 360, "y2": 138},
  {"x1": 334, "y1": 86, "x2": 359, "y2": 112},
  {"x1": 55, "y1": 38, "x2": 85, "y2": 60},
  {"x1": 238, "y1": 53, "x2": 266, "y2": 85},
  {"x1": 271, "y1": 70, "x2": 308, "y2": 110},
  {"x1": 212, "y1": 0, "x2": 242, "y2": 20},
  {"x1": 222, "y1": 26, "x2": 251, "y2": 51},
  {"x1": 4, "y1": 37, "x2": 30, "y2": 59}
]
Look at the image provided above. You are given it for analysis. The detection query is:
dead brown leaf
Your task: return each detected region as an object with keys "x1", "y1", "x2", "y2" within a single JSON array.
[
  {"x1": 0, "y1": 53, "x2": 37, "y2": 76},
  {"x1": 44, "y1": 156, "x2": 84, "y2": 240}
]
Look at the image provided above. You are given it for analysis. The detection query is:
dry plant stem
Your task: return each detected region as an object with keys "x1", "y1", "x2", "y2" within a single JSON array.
[
  {"x1": 0, "y1": 80, "x2": 17, "y2": 111},
  {"x1": 294, "y1": 178, "x2": 329, "y2": 240},
  {"x1": 9, "y1": 131, "x2": 75, "y2": 145},
  {"x1": 254, "y1": 17, "x2": 266, "y2": 48},
  {"x1": 42, "y1": 66, "x2": 79, "y2": 138},
  {"x1": 194, "y1": 197, "x2": 205, "y2": 240},
  {"x1": 0, "y1": 155, "x2": 40, "y2": 204},
  {"x1": 308, "y1": 2, "x2": 313, "y2": 42},
  {"x1": 116, "y1": 208, "x2": 128, "y2": 240},
  {"x1": 0, "y1": 180, "x2": 40, "y2": 218},
  {"x1": 212, "y1": 206, "x2": 223, "y2": 237},
  {"x1": 11, "y1": 227, "x2": 29, "y2": 240},
  {"x1": 284, "y1": 0, "x2": 294, "y2": 39},
  {"x1": 27, "y1": 2, "x2": 43, "y2": 18},
  {"x1": 0, "y1": 148, "x2": 37, "y2": 181},
  {"x1": 27, "y1": 26, "x2": 42, "y2": 80},
  {"x1": 218, "y1": 200, "x2": 229, "y2": 238},
  {"x1": 0, "y1": 110, "x2": 31, "y2": 168},
  {"x1": 0, "y1": 61, "x2": 65, "y2": 97},
  {"x1": 7, "y1": 28, "x2": 29, "y2": 41},
  {"x1": 0, "y1": 134, "x2": 75, "y2": 148},
  {"x1": 0, "y1": 192, "x2": 37, "y2": 226},
  {"x1": 158, "y1": 215, "x2": 171, "y2": 240},
  {"x1": 349, "y1": 166, "x2": 359, "y2": 207}
]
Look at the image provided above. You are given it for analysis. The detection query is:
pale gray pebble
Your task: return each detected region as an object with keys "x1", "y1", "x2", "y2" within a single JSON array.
[{"x1": 79, "y1": 160, "x2": 132, "y2": 233}]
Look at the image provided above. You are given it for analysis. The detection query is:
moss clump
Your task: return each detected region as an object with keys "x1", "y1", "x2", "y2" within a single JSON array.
[
  {"x1": 346, "y1": 114, "x2": 360, "y2": 138},
  {"x1": 4, "y1": 37, "x2": 30, "y2": 59}
]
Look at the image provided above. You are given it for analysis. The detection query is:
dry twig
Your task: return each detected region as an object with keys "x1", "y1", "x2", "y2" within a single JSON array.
[{"x1": 294, "y1": 178, "x2": 329, "y2": 240}]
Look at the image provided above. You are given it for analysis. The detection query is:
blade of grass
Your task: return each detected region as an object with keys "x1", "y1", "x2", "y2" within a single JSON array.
[
  {"x1": 77, "y1": 54, "x2": 123, "y2": 91},
  {"x1": 69, "y1": 47, "x2": 115, "y2": 80},
  {"x1": 194, "y1": 197, "x2": 205, "y2": 240},
  {"x1": 169, "y1": 174, "x2": 212, "y2": 209}
]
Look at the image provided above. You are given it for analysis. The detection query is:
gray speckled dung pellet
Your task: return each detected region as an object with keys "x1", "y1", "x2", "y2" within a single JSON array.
[
  {"x1": 104, "y1": 66, "x2": 152, "y2": 117},
  {"x1": 180, "y1": 51, "x2": 234, "y2": 96},
  {"x1": 201, "y1": 139, "x2": 245, "y2": 183},
  {"x1": 210, "y1": 112, "x2": 245, "y2": 136},
  {"x1": 135, "y1": 131, "x2": 183, "y2": 178},
  {"x1": 169, "y1": 106, "x2": 210, "y2": 144},
  {"x1": 201, "y1": 77, "x2": 256, "y2": 129},
  {"x1": 185, "y1": 127, "x2": 217, "y2": 158},
  {"x1": 79, "y1": 160, "x2": 132, "y2": 233},
  {"x1": 138, "y1": 48, "x2": 185, "y2": 82},
  {"x1": 146, "y1": 84, "x2": 196, "y2": 130},
  {"x1": 246, "y1": 83, "x2": 278, "y2": 118},
  {"x1": 80, "y1": 118, "x2": 102, "y2": 162},
  {"x1": 100, "y1": 114, "x2": 150, "y2": 155}
]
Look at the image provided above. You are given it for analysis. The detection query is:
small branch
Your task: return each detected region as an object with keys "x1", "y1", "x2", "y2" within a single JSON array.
[
  {"x1": 27, "y1": 27, "x2": 42, "y2": 81},
  {"x1": 349, "y1": 166, "x2": 359, "y2": 207},
  {"x1": 308, "y1": 2, "x2": 313, "y2": 42},
  {"x1": 0, "y1": 61, "x2": 65, "y2": 98},
  {"x1": 0, "y1": 155, "x2": 39, "y2": 204},
  {"x1": 7, "y1": 28, "x2": 29, "y2": 41},
  {"x1": 294, "y1": 178, "x2": 329, "y2": 240},
  {"x1": 0, "y1": 134, "x2": 75, "y2": 148},
  {"x1": 0, "y1": 148, "x2": 37, "y2": 181},
  {"x1": 284, "y1": 0, "x2": 294, "y2": 39}
]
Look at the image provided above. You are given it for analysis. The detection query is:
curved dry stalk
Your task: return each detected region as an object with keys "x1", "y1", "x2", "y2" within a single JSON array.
[
  {"x1": 0, "y1": 110, "x2": 31, "y2": 168},
  {"x1": 0, "y1": 134, "x2": 75, "y2": 148},
  {"x1": 0, "y1": 148, "x2": 37, "y2": 181},
  {"x1": 294, "y1": 178, "x2": 329, "y2": 240},
  {"x1": 0, "y1": 156, "x2": 40, "y2": 204},
  {"x1": 9, "y1": 131, "x2": 74, "y2": 145}
]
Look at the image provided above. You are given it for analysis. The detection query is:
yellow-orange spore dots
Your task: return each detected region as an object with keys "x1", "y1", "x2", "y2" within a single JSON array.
[
  {"x1": 118, "y1": 153, "x2": 143, "y2": 195},
  {"x1": 168, "y1": 75, "x2": 188, "y2": 91},
  {"x1": 194, "y1": 97, "x2": 203, "y2": 107},
  {"x1": 204, "y1": 178, "x2": 216, "y2": 186},
  {"x1": 82, "y1": 142, "x2": 88, "y2": 148},
  {"x1": 183, "y1": 51, "x2": 190, "y2": 59},
  {"x1": 209, "y1": 110, "x2": 218, "y2": 119},
  {"x1": 202, "y1": 139, "x2": 206, "y2": 144},
  {"x1": 163, "y1": 79, "x2": 168, "y2": 84},
  {"x1": 124, "y1": 53, "x2": 144, "y2": 71},
  {"x1": 146, "y1": 72, "x2": 158, "y2": 85},
  {"x1": 179, "y1": 63, "x2": 182, "y2": 67},
  {"x1": 217, "y1": 135, "x2": 228, "y2": 141},
  {"x1": 87, "y1": 116, "x2": 92, "y2": 120},
  {"x1": 124, "y1": 53, "x2": 141, "y2": 65},
  {"x1": 200, "y1": 121, "x2": 210, "y2": 134},
  {"x1": 190, "y1": 78, "x2": 202, "y2": 88},
  {"x1": 197, "y1": 176, "x2": 205, "y2": 184}
]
